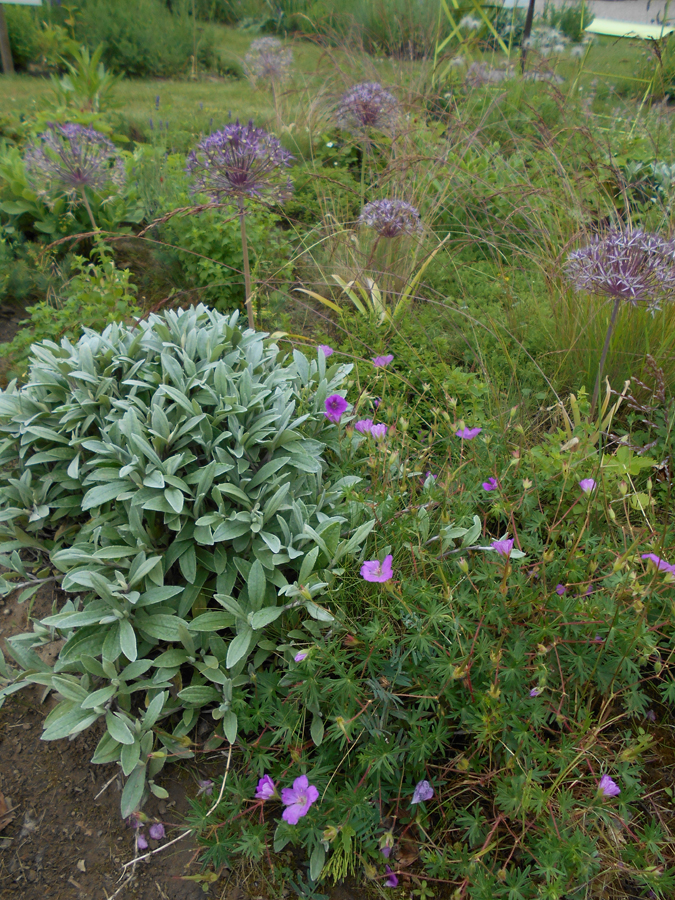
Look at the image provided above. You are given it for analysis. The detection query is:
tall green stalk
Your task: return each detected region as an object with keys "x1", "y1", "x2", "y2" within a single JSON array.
[
  {"x1": 591, "y1": 297, "x2": 621, "y2": 416},
  {"x1": 238, "y1": 196, "x2": 254, "y2": 330}
]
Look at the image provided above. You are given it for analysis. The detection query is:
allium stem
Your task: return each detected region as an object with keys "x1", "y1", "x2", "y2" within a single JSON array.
[
  {"x1": 80, "y1": 188, "x2": 98, "y2": 233},
  {"x1": 238, "y1": 195, "x2": 254, "y2": 330},
  {"x1": 591, "y1": 296, "x2": 621, "y2": 416}
]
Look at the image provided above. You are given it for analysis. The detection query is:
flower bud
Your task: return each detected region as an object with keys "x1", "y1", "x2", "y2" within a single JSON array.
[
  {"x1": 323, "y1": 825, "x2": 339, "y2": 843},
  {"x1": 619, "y1": 481, "x2": 628, "y2": 495},
  {"x1": 457, "y1": 558, "x2": 469, "y2": 574},
  {"x1": 608, "y1": 507, "x2": 616, "y2": 520}
]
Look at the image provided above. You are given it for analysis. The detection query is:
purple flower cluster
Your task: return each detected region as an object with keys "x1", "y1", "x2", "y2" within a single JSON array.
[
  {"x1": 186, "y1": 120, "x2": 293, "y2": 202},
  {"x1": 354, "y1": 419, "x2": 387, "y2": 439},
  {"x1": 255, "y1": 774, "x2": 319, "y2": 824},
  {"x1": 566, "y1": 228, "x2": 675, "y2": 311},
  {"x1": 337, "y1": 82, "x2": 398, "y2": 132},
  {"x1": 359, "y1": 199, "x2": 422, "y2": 238},
  {"x1": 25, "y1": 123, "x2": 125, "y2": 195},
  {"x1": 244, "y1": 37, "x2": 293, "y2": 85}
]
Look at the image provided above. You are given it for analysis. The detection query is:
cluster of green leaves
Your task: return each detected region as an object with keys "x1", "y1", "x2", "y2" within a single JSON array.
[
  {"x1": 187, "y1": 379, "x2": 675, "y2": 900},
  {"x1": 0, "y1": 305, "x2": 374, "y2": 818}
]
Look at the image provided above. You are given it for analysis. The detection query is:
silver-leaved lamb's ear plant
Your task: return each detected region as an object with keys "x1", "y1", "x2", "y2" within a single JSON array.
[{"x1": 0, "y1": 305, "x2": 374, "y2": 819}]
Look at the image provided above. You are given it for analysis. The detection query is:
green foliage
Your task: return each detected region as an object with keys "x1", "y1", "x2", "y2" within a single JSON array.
[
  {"x1": 541, "y1": 1, "x2": 594, "y2": 43},
  {"x1": 49, "y1": 44, "x2": 124, "y2": 113},
  {"x1": 4, "y1": 5, "x2": 41, "y2": 71},
  {"x1": 0, "y1": 305, "x2": 373, "y2": 818}
]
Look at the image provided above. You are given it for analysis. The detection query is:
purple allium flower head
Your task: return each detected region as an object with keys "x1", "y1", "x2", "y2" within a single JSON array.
[
  {"x1": 598, "y1": 774, "x2": 621, "y2": 798},
  {"x1": 641, "y1": 553, "x2": 675, "y2": 574},
  {"x1": 337, "y1": 82, "x2": 398, "y2": 132},
  {"x1": 482, "y1": 476, "x2": 498, "y2": 491},
  {"x1": 197, "y1": 779, "x2": 214, "y2": 797},
  {"x1": 186, "y1": 120, "x2": 293, "y2": 202},
  {"x1": 137, "y1": 832, "x2": 148, "y2": 850},
  {"x1": 255, "y1": 775, "x2": 277, "y2": 800},
  {"x1": 556, "y1": 584, "x2": 566, "y2": 595},
  {"x1": 359, "y1": 199, "x2": 422, "y2": 238},
  {"x1": 530, "y1": 687, "x2": 542, "y2": 697},
  {"x1": 372, "y1": 354, "x2": 394, "y2": 368},
  {"x1": 25, "y1": 123, "x2": 125, "y2": 195},
  {"x1": 294, "y1": 650, "x2": 309, "y2": 662},
  {"x1": 384, "y1": 865, "x2": 399, "y2": 887},
  {"x1": 456, "y1": 426, "x2": 482, "y2": 440},
  {"x1": 579, "y1": 478, "x2": 597, "y2": 494},
  {"x1": 355, "y1": 419, "x2": 373, "y2": 434},
  {"x1": 566, "y1": 228, "x2": 675, "y2": 312},
  {"x1": 318, "y1": 344, "x2": 334, "y2": 358},
  {"x1": 281, "y1": 774, "x2": 319, "y2": 824},
  {"x1": 149, "y1": 823, "x2": 165, "y2": 841},
  {"x1": 361, "y1": 554, "x2": 394, "y2": 583},
  {"x1": 244, "y1": 37, "x2": 293, "y2": 85},
  {"x1": 411, "y1": 779, "x2": 434, "y2": 805},
  {"x1": 491, "y1": 538, "x2": 514, "y2": 557},
  {"x1": 325, "y1": 394, "x2": 349, "y2": 423},
  {"x1": 370, "y1": 423, "x2": 388, "y2": 440}
]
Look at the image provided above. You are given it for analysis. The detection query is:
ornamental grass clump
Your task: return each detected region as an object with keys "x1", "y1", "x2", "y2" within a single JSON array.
[
  {"x1": 186, "y1": 121, "x2": 293, "y2": 329},
  {"x1": 565, "y1": 228, "x2": 675, "y2": 413},
  {"x1": 24, "y1": 123, "x2": 125, "y2": 231},
  {"x1": 0, "y1": 304, "x2": 375, "y2": 819}
]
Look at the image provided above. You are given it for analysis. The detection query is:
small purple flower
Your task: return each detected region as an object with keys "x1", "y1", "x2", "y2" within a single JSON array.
[
  {"x1": 556, "y1": 584, "x2": 566, "y2": 595},
  {"x1": 373, "y1": 397, "x2": 381, "y2": 408},
  {"x1": 337, "y1": 82, "x2": 398, "y2": 132},
  {"x1": 325, "y1": 394, "x2": 349, "y2": 423},
  {"x1": 594, "y1": 634, "x2": 603, "y2": 643},
  {"x1": 149, "y1": 823, "x2": 165, "y2": 841},
  {"x1": 425, "y1": 471, "x2": 436, "y2": 481},
  {"x1": 384, "y1": 865, "x2": 399, "y2": 887},
  {"x1": 646, "y1": 709, "x2": 656, "y2": 723},
  {"x1": 530, "y1": 687, "x2": 542, "y2": 697},
  {"x1": 491, "y1": 538, "x2": 514, "y2": 557},
  {"x1": 281, "y1": 775, "x2": 319, "y2": 824},
  {"x1": 411, "y1": 779, "x2": 434, "y2": 805},
  {"x1": 370, "y1": 423, "x2": 388, "y2": 440},
  {"x1": 186, "y1": 120, "x2": 293, "y2": 202},
  {"x1": 598, "y1": 774, "x2": 621, "y2": 798},
  {"x1": 372, "y1": 354, "x2": 394, "y2": 368},
  {"x1": 137, "y1": 832, "x2": 148, "y2": 850},
  {"x1": 197, "y1": 779, "x2": 214, "y2": 797},
  {"x1": 355, "y1": 419, "x2": 373, "y2": 434},
  {"x1": 255, "y1": 775, "x2": 277, "y2": 800},
  {"x1": 318, "y1": 344, "x2": 334, "y2": 358},
  {"x1": 294, "y1": 650, "x2": 309, "y2": 662},
  {"x1": 456, "y1": 426, "x2": 482, "y2": 440},
  {"x1": 361, "y1": 555, "x2": 394, "y2": 583},
  {"x1": 579, "y1": 478, "x2": 597, "y2": 494},
  {"x1": 641, "y1": 553, "x2": 675, "y2": 573},
  {"x1": 482, "y1": 477, "x2": 498, "y2": 491},
  {"x1": 359, "y1": 199, "x2": 422, "y2": 238},
  {"x1": 381, "y1": 846, "x2": 392, "y2": 859}
]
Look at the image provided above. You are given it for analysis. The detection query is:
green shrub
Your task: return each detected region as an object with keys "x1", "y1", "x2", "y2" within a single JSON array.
[
  {"x1": 0, "y1": 305, "x2": 374, "y2": 818},
  {"x1": 541, "y1": 0, "x2": 594, "y2": 43},
  {"x1": 4, "y1": 5, "x2": 41, "y2": 71}
]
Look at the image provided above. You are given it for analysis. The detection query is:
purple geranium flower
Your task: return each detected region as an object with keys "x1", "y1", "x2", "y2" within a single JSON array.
[
  {"x1": 370, "y1": 423, "x2": 388, "y2": 440},
  {"x1": 641, "y1": 553, "x2": 675, "y2": 573},
  {"x1": 281, "y1": 775, "x2": 319, "y2": 824},
  {"x1": 491, "y1": 538, "x2": 514, "y2": 557},
  {"x1": 372, "y1": 354, "x2": 394, "y2": 368},
  {"x1": 325, "y1": 394, "x2": 349, "y2": 423},
  {"x1": 456, "y1": 426, "x2": 482, "y2": 440},
  {"x1": 579, "y1": 478, "x2": 597, "y2": 494},
  {"x1": 359, "y1": 199, "x2": 422, "y2": 238},
  {"x1": 137, "y1": 832, "x2": 148, "y2": 850},
  {"x1": 384, "y1": 865, "x2": 399, "y2": 887},
  {"x1": 411, "y1": 779, "x2": 434, "y2": 805},
  {"x1": 530, "y1": 687, "x2": 542, "y2": 697},
  {"x1": 361, "y1": 555, "x2": 394, "y2": 583},
  {"x1": 197, "y1": 779, "x2": 214, "y2": 797},
  {"x1": 186, "y1": 120, "x2": 293, "y2": 202},
  {"x1": 318, "y1": 344, "x2": 334, "y2": 358},
  {"x1": 556, "y1": 584, "x2": 566, "y2": 595},
  {"x1": 598, "y1": 774, "x2": 621, "y2": 798},
  {"x1": 255, "y1": 775, "x2": 277, "y2": 800},
  {"x1": 355, "y1": 419, "x2": 373, "y2": 434},
  {"x1": 482, "y1": 477, "x2": 498, "y2": 491},
  {"x1": 149, "y1": 823, "x2": 165, "y2": 841},
  {"x1": 294, "y1": 650, "x2": 309, "y2": 662}
]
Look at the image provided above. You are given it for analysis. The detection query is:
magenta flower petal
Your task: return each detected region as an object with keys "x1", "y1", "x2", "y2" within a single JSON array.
[
  {"x1": 324, "y1": 394, "x2": 349, "y2": 423},
  {"x1": 384, "y1": 865, "x2": 399, "y2": 887},
  {"x1": 529, "y1": 687, "x2": 542, "y2": 697},
  {"x1": 370, "y1": 423, "x2": 388, "y2": 440},
  {"x1": 137, "y1": 832, "x2": 148, "y2": 850},
  {"x1": 281, "y1": 774, "x2": 319, "y2": 824},
  {"x1": 360, "y1": 554, "x2": 393, "y2": 583},
  {"x1": 354, "y1": 419, "x2": 373, "y2": 434},
  {"x1": 641, "y1": 552, "x2": 675, "y2": 573},
  {"x1": 579, "y1": 478, "x2": 597, "y2": 493},
  {"x1": 556, "y1": 584, "x2": 566, "y2": 595},
  {"x1": 411, "y1": 779, "x2": 434, "y2": 805},
  {"x1": 482, "y1": 477, "x2": 498, "y2": 491},
  {"x1": 318, "y1": 344, "x2": 334, "y2": 358},
  {"x1": 149, "y1": 823, "x2": 165, "y2": 841},
  {"x1": 491, "y1": 538, "x2": 514, "y2": 557},
  {"x1": 255, "y1": 775, "x2": 277, "y2": 800},
  {"x1": 372, "y1": 354, "x2": 394, "y2": 368},
  {"x1": 294, "y1": 650, "x2": 309, "y2": 662},
  {"x1": 455, "y1": 426, "x2": 482, "y2": 440},
  {"x1": 598, "y1": 774, "x2": 620, "y2": 798}
]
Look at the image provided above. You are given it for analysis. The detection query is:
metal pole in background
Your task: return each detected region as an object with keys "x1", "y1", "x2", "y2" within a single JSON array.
[{"x1": 0, "y1": 5, "x2": 15, "y2": 74}]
